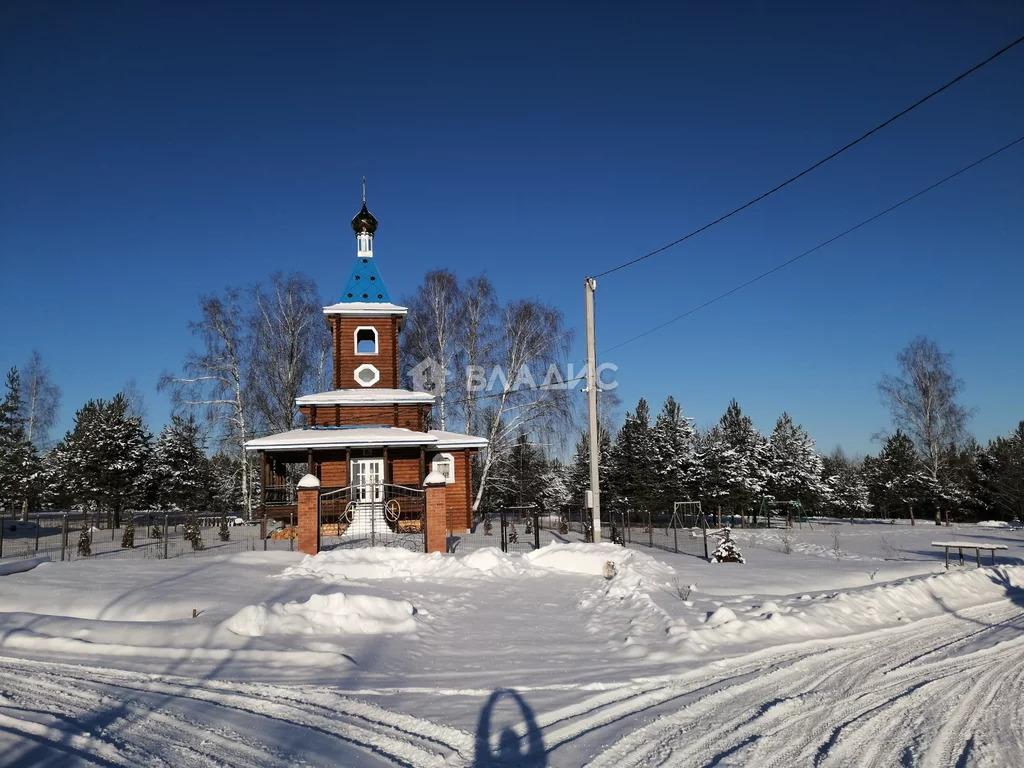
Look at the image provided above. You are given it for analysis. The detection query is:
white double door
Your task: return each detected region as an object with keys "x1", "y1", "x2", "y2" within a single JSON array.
[{"x1": 351, "y1": 459, "x2": 384, "y2": 503}]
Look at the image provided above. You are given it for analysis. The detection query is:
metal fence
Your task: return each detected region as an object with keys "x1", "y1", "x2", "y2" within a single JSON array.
[
  {"x1": 319, "y1": 483, "x2": 425, "y2": 551},
  {"x1": 609, "y1": 509, "x2": 709, "y2": 559},
  {"x1": 0, "y1": 511, "x2": 296, "y2": 563}
]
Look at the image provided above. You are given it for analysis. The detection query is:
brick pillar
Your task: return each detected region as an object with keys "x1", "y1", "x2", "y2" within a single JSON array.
[
  {"x1": 296, "y1": 474, "x2": 321, "y2": 556},
  {"x1": 423, "y1": 471, "x2": 448, "y2": 554}
]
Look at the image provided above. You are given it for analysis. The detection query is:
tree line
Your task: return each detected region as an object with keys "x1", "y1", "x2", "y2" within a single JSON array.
[{"x1": 481, "y1": 338, "x2": 1024, "y2": 525}]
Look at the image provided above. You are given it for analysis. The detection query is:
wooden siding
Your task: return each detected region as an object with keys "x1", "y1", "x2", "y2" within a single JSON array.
[
  {"x1": 300, "y1": 403, "x2": 427, "y2": 431},
  {"x1": 331, "y1": 315, "x2": 401, "y2": 390}
]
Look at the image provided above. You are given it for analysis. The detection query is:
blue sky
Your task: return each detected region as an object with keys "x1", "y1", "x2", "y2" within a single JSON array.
[{"x1": 1, "y1": 1, "x2": 1022, "y2": 456}]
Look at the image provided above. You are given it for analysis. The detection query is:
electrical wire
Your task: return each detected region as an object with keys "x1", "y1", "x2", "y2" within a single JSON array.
[
  {"x1": 597, "y1": 133, "x2": 1024, "y2": 355},
  {"x1": 591, "y1": 34, "x2": 1024, "y2": 279}
]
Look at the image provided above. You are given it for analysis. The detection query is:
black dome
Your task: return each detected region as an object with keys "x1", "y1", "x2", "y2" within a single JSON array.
[{"x1": 351, "y1": 202, "x2": 378, "y2": 235}]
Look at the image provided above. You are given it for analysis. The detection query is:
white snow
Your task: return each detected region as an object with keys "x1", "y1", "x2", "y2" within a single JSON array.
[
  {"x1": 1, "y1": 521, "x2": 1022, "y2": 766},
  {"x1": 295, "y1": 388, "x2": 435, "y2": 405},
  {"x1": 225, "y1": 592, "x2": 416, "y2": 637}
]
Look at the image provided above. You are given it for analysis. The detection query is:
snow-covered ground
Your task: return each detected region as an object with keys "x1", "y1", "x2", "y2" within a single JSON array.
[{"x1": 1, "y1": 521, "x2": 1022, "y2": 766}]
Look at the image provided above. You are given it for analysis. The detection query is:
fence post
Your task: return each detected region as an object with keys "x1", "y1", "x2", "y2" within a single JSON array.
[
  {"x1": 533, "y1": 512, "x2": 540, "y2": 550},
  {"x1": 163, "y1": 513, "x2": 169, "y2": 559},
  {"x1": 702, "y1": 520, "x2": 709, "y2": 560},
  {"x1": 35, "y1": 514, "x2": 41, "y2": 552},
  {"x1": 262, "y1": 513, "x2": 267, "y2": 552},
  {"x1": 290, "y1": 512, "x2": 295, "y2": 552},
  {"x1": 500, "y1": 510, "x2": 507, "y2": 553},
  {"x1": 61, "y1": 514, "x2": 68, "y2": 561},
  {"x1": 647, "y1": 509, "x2": 653, "y2": 547},
  {"x1": 0, "y1": 513, "x2": 5, "y2": 558},
  {"x1": 673, "y1": 518, "x2": 679, "y2": 554}
]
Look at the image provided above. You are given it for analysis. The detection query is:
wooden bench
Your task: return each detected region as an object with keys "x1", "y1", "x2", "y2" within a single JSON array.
[{"x1": 932, "y1": 541, "x2": 1008, "y2": 569}]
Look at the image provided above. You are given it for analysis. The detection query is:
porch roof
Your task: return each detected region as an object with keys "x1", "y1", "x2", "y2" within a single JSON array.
[
  {"x1": 245, "y1": 425, "x2": 487, "y2": 452},
  {"x1": 295, "y1": 388, "x2": 435, "y2": 406}
]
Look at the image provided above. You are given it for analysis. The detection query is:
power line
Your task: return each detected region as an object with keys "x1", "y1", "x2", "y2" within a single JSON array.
[
  {"x1": 598, "y1": 133, "x2": 1024, "y2": 355},
  {"x1": 592, "y1": 34, "x2": 1024, "y2": 279}
]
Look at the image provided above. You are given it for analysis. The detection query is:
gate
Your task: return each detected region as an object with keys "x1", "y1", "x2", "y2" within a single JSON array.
[{"x1": 319, "y1": 483, "x2": 425, "y2": 551}]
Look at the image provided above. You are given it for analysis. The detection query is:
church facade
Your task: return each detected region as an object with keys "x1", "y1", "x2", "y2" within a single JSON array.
[{"x1": 245, "y1": 197, "x2": 486, "y2": 535}]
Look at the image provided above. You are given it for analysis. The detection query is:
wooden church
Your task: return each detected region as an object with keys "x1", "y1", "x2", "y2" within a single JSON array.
[{"x1": 246, "y1": 195, "x2": 486, "y2": 537}]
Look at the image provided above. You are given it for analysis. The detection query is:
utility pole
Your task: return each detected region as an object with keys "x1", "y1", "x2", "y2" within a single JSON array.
[{"x1": 584, "y1": 277, "x2": 601, "y2": 542}]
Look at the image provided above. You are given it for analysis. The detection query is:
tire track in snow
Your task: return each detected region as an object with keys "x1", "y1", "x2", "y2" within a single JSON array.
[
  {"x1": 0, "y1": 657, "x2": 474, "y2": 766},
  {"x1": 581, "y1": 597, "x2": 1024, "y2": 768}
]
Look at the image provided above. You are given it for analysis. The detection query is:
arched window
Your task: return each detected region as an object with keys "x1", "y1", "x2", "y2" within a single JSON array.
[
  {"x1": 355, "y1": 326, "x2": 378, "y2": 355},
  {"x1": 431, "y1": 453, "x2": 456, "y2": 484}
]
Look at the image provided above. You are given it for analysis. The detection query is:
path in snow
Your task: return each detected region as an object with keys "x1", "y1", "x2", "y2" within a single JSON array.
[{"x1": 2, "y1": 584, "x2": 1022, "y2": 766}]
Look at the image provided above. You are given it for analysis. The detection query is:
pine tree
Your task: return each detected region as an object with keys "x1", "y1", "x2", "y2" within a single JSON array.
[
  {"x1": 150, "y1": 415, "x2": 213, "y2": 513},
  {"x1": 713, "y1": 400, "x2": 769, "y2": 519},
  {"x1": 51, "y1": 394, "x2": 151, "y2": 527},
  {"x1": 184, "y1": 509, "x2": 205, "y2": 551},
  {"x1": 607, "y1": 398, "x2": 658, "y2": 517},
  {"x1": 121, "y1": 513, "x2": 135, "y2": 548},
  {"x1": 870, "y1": 431, "x2": 934, "y2": 525},
  {"x1": 986, "y1": 422, "x2": 1024, "y2": 522},
  {"x1": 0, "y1": 368, "x2": 37, "y2": 515},
  {"x1": 567, "y1": 427, "x2": 611, "y2": 509},
  {"x1": 77, "y1": 523, "x2": 92, "y2": 557},
  {"x1": 218, "y1": 514, "x2": 230, "y2": 542},
  {"x1": 538, "y1": 460, "x2": 570, "y2": 516},
  {"x1": 653, "y1": 396, "x2": 700, "y2": 512},
  {"x1": 711, "y1": 528, "x2": 745, "y2": 564},
  {"x1": 766, "y1": 413, "x2": 828, "y2": 506},
  {"x1": 821, "y1": 451, "x2": 870, "y2": 520},
  {"x1": 485, "y1": 432, "x2": 546, "y2": 510}
]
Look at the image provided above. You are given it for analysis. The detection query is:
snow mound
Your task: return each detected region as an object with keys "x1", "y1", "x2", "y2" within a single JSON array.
[
  {"x1": 689, "y1": 566, "x2": 1024, "y2": 650},
  {"x1": 460, "y1": 547, "x2": 527, "y2": 577},
  {"x1": 284, "y1": 548, "x2": 467, "y2": 582},
  {"x1": 977, "y1": 520, "x2": 1016, "y2": 528},
  {"x1": 225, "y1": 592, "x2": 416, "y2": 637},
  {"x1": 525, "y1": 543, "x2": 676, "y2": 590}
]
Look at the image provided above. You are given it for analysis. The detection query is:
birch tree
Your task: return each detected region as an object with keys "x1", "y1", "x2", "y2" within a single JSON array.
[
  {"x1": 879, "y1": 336, "x2": 970, "y2": 524},
  {"x1": 456, "y1": 275, "x2": 499, "y2": 435},
  {"x1": 160, "y1": 288, "x2": 255, "y2": 517},
  {"x1": 400, "y1": 270, "x2": 463, "y2": 430},
  {"x1": 472, "y1": 299, "x2": 573, "y2": 511},
  {"x1": 19, "y1": 350, "x2": 60, "y2": 450},
  {"x1": 247, "y1": 272, "x2": 328, "y2": 432}
]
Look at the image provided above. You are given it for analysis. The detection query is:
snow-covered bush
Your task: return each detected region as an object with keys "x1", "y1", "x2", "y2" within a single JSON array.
[
  {"x1": 121, "y1": 515, "x2": 135, "y2": 548},
  {"x1": 184, "y1": 511, "x2": 205, "y2": 551},
  {"x1": 711, "y1": 528, "x2": 745, "y2": 564},
  {"x1": 77, "y1": 524, "x2": 92, "y2": 557}
]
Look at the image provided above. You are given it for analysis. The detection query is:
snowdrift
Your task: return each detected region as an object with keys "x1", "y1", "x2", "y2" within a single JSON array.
[{"x1": 225, "y1": 592, "x2": 416, "y2": 637}]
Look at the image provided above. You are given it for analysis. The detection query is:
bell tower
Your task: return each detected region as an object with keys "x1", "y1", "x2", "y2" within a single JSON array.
[{"x1": 324, "y1": 188, "x2": 406, "y2": 390}]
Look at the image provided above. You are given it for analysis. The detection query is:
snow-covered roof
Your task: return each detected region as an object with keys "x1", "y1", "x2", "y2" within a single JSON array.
[
  {"x1": 245, "y1": 426, "x2": 487, "y2": 451},
  {"x1": 429, "y1": 430, "x2": 489, "y2": 449},
  {"x1": 296, "y1": 389, "x2": 435, "y2": 406},
  {"x1": 322, "y1": 301, "x2": 408, "y2": 316}
]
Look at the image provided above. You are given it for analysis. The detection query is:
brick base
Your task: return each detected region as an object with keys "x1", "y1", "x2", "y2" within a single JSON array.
[
  {"x1": 297, "y1": 487, "x2": 320, "y2": 555},
  {"x1": 425, "y1": 484, "x2": 447, "y2": 554}
]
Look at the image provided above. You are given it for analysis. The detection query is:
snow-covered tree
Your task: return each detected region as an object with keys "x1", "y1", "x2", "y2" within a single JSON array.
[
  {"x1": 766, "y1": 413, "x2": 828, "y2": 506},
  {"x1": 868, "y1": 431, "x2": 934, "y2": 525},
  {"x1": 40, "y1": 393, "x2": 150, "y2": 526},
  {"x1": 485, "y1": 432, "x2": 546, "y2": 511},
  {"x1": 567, "y1": 427, "x2": 612, "y2": 510},
  {"x1": 711, "y1": 528, "x2": 745, "y2": 564},
  {"x1": 538, "y1": 460, "x2": 571, "y2": 516},
  {"x1": 150, "y1": 415, "x2": 213, "y2": 513},
  {"x1": 713, "y1": 400, "x2": 769, "y2": 517},
  {"x1": 821, "y1": 450, "x2": 870, "y2": 520},
  {"x1": 984, "y1": 422, "x2": 1024, "y2": 522},
  {"x1": 0, "y1": 368, "x2": 37, "y2": 515},
  {"x1": 77, "y1": 523, "x2": 92, "y2": 557},
  {"x1": 121, "y1": 513, "x2": 135, "y2": 548},
  {"x1": 607, "y1": 398, "x2": 658, "y2": 516},
  {"x1": 184, "y1": 509, "x2": 205, "y2": 551},
  {"x1": 652, "y1": 396, "x2": 701, "y2": 512}
]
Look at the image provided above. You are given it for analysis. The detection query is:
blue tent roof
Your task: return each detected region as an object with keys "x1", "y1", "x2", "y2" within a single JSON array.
[{"x1": 339, "y1": 257, "x2": 392, "y2": 303}]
